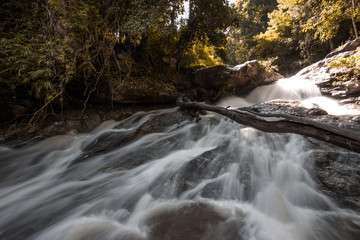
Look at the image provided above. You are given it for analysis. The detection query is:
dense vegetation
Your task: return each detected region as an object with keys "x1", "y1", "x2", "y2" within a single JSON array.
[
  {"x1": 228, "y1": 0, "x2": 359, "y2": 74},
  {"x1": 0, "y1": 0, "x2": 359, "y2": 123}
]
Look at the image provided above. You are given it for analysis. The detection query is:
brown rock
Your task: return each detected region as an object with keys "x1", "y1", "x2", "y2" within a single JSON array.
[
  {"x1": 145, "y1": 202, "x2": 245, "y2": 240},
  {"x1": 194, "y1": 60, "x2": 283, "y2": 99}
]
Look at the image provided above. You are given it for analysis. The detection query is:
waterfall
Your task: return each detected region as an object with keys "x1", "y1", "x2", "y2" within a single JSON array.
[
  {"x1": 217, "y1": 75, "x2": 360, "y2": 115},
  {"x1": 0, "y1": 77, "x2": 359, "y2": 239}
]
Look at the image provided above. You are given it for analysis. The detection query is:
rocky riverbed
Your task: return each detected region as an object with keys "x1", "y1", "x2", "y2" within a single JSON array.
[{"x1": 1, "y1": 39, "x2": 360, "y2": 213}]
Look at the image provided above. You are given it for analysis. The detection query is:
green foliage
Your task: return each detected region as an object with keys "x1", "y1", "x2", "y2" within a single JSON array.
[
  {"x1": 227, "y1": 0, "x2": 358, "y2": 75},
  {"x1": 176, "y1": 0, "x2": 234, "y2": 64},
  {"x1": 0, "y1": 0, "x2": 234, "y2": 121},
  {"x1": 328, "y1": 50, "x2": 360, "y2": 83},
  {"x1": 304, "y1": 0, "x2": 360, "y2": 42},
  {"x1": 182, "y1": 40, "x2": 224, "y2": 67},
  {"x1": 0, "y1": 1, "x2": 67, "y2": 103},
  {"x1": 227, "y1": 0, "x2": 277, "y2": 64},
  {"x1": 253, "y1": 0, "x2": 303, "y2": 73},
  {"x1": 246, "y1": 0, "x2": 330, "y2": 73}
]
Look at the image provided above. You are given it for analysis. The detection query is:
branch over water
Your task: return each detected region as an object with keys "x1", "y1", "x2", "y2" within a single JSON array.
[{"x1": 177, "y1": 97, "x2": 360, "y2": 153}]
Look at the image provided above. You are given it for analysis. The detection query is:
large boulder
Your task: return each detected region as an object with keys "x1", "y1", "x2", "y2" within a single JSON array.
[
  {"x1": 193, "y1": 60, "x2": 283, "y2": 100},
  {"x1": 297, "y1": 39, "x2": 360, "y2": 103}
]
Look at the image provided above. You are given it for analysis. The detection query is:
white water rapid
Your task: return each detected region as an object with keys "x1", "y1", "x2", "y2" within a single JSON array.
[
  {"x1": 218, "y1": 75, "x2": 360, "y2": 115},
  {"x1": 0, "y1": 76, "x2": 359, "y2": 240}
]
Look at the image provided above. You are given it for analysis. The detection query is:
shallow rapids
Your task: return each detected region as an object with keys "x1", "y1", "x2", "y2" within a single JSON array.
[{"x1": 1, "y1": 78, "x2": 360, "y2": 239}]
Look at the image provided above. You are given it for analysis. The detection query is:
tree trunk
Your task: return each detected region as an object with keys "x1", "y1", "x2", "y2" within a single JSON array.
[
  {"x1": 329, "y1": 38, "x2": 334, "y2": 51},
  {"x1": 177, "y1": 98, "x2": 360, "y2": 154},
  {"x1": 189, "y1": 0, "x2": 195, "y2": 23},
  {"x1": 352, "y1": 0, "x2": 358, "y2": 38}
]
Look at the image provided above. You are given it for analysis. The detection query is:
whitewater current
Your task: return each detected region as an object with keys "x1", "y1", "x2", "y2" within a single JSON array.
[{"x1": 0, "y1": 76, "x2": 359, "y2": 240}]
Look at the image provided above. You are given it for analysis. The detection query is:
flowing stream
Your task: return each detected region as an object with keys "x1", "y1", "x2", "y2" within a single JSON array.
[{"x1": 0, "y1": 76, "x2": 359, "y2": 240}]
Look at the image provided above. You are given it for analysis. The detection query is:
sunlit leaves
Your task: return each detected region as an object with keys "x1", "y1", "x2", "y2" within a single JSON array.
[
  {"x1": 182, "y1": 38, "x2": 224, "y2": 67},
  {"x1": 329, "y1": 50, "x2": 360, "y2": 82},
  {"x1": 226, "y1": 0, "x2": 277, "y2": 64},
  {"x1": 248, "y1": 0, "x2": 355, "y2": 73},
  {"x1": 304, "y1": 0, "x2": 360, "y2": 41},
  {"x1": 173, "y1": 0, "x2": 234, "y2": 67},
  {"x1": 0, "y1": 0, "x2": 234, "y2": 114}
]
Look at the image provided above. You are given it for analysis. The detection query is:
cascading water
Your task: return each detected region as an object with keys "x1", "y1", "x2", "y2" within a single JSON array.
[
  {"x1": 218, "y1": 75, "x2": 360, "y2": 115},
  {"x1": 0, "y1": 75, "x2": 359, "y2": 240}
]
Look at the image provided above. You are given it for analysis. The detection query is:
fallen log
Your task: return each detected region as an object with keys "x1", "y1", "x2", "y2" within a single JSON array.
[{"x1": 177, "y1": 97, "x2": 360, "y2": 154}]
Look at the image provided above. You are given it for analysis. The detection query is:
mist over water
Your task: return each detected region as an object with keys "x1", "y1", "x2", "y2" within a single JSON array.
[{"x1": 0, "y1": 76, "x2": 360, "y2": 239}]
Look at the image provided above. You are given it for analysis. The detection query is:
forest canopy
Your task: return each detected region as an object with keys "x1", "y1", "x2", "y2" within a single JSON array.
[
  {"x1": 0, "y1": 0, "x2": 359, "y2": 123},
  {"x1": 228, "y1": 0, "x2": 359, "y2": 73}
]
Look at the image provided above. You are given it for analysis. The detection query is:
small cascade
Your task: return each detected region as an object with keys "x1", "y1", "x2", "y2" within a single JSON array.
[
  {"x1": 246, "y1": 76, "x2": 322, "y2": 103},
  {"x1": 0, "y1": 77, "x2": 360, "y2": 239},
  {"x1": 217, "y1": 74, "x2": 360, "y2": 115}
]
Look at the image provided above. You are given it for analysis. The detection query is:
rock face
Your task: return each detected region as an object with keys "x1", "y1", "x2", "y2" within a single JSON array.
[
  {"x1": 297, "y1": 38, "x2": 360, "y2": 103},
  {"x1": 310, "y1": 150, "x2": 360, "y2": 211},
  {"x1": 193, "y1": 60, "x2": 283, "y2": 100}
]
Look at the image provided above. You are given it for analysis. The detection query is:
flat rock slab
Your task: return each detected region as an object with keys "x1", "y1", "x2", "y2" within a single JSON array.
[{"x1": 246, "y1": 100, "x2": 360, "y2": 132}]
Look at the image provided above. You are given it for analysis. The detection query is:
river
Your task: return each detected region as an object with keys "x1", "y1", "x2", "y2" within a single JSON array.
[{"x1": 0, "y1": 76, "x2": 359, "y2": 239}]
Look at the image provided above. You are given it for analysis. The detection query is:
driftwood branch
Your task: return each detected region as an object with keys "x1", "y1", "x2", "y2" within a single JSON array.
[{"x1": 177, "y1": 97, "x2": 360, "y2": 154}]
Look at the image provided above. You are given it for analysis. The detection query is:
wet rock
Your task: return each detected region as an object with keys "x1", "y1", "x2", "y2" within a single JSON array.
[
  {"x1": 309, "y1": 151, "x2": 360, "y2": 211},
  {"x1": 352, "y1": 116, "x2": 360, "y2": 124},
  {"x1": 69, "y1": 108, "x2": 191, "y2": 167},
  {"x1": 177, "y1": 144, "x2": 252, "y2": 200},
  {"x1": 194, "y1": 60, "x2": 283, "y2": 100},
  {"x1": 246, "y1": 100, "x2": 360, "y2": 133},
  {"x1": 145, "y1": 202, "x2": 245, "y2": 240},
  {"x1": 297, "y1": 43, "x2": 360, "y2": 103},
  {"x1": 0, "y1": 105, "x2": 174, "y2": 147},
  {"x1": 246, "y1": 100, "x2": 329, "y2": 117}
]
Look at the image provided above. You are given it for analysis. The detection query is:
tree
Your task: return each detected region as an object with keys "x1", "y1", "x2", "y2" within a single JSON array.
[
  {"x1": 304, "y1": 0, "x2": 360, "y2": 42},
  {"x1": 233, "y1": 0, "x2": 359, "y2": 75},
  {"x1": 254, "y1": 0, "x2": 304, "y2": 73},
  {"x1": 352, "y1": 0, "x2": 359, "y2": 38},
  {"x1": 0, "y1": 0, "x2": 235, "y2": 123},
  {"x1": 227, "y1": 0, "x2": 277, "y2": 64},
  {"x1": 176, "y1": 0, "x2": 234, "y2": 66},
  {"x1": 1, "y1": 0, "x2": 177, "y2": 120},
  {"x1": 254, "y1": 0, "x2": 333, "y2": 74}
]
